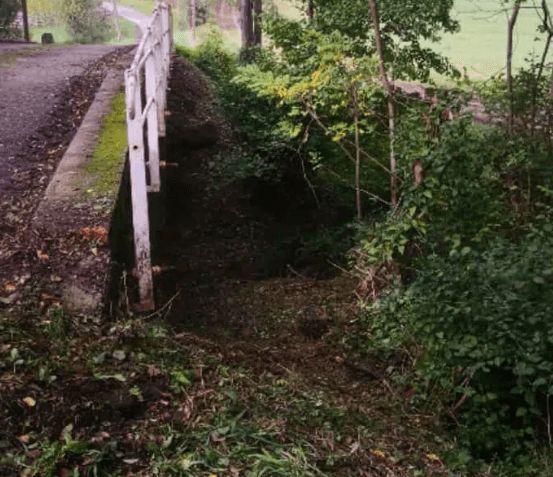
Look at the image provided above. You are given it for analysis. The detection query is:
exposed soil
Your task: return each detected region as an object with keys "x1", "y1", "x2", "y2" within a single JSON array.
[{"x1": 155, "y1": 55, "x2": 394, "y2": 424}]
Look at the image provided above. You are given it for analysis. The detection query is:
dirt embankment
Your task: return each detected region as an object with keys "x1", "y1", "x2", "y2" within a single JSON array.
[{"x1": 147, "y1": 55, "x2": 359, "y2": 383}]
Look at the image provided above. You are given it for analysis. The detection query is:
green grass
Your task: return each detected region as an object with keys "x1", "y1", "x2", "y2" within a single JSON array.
[
  {"x1": 173, "y1": 22, "x2": 242, "y2": 52},
  {"x1": 274, "y1": 0, "x2": 303, "y2": 20},
  {"x1": 28, "y1": 17, "x2": 136, "y2": 46},
  {"x1": 105, "y1": 17, "x2": 138, "y2": 45},
  {"x1": 30, "y1": 24, "x2": 72, "y2": 44},
  {"x1": 84, "y1": 92, "x2": 127, "y2": 196},
  {"x1": 429, "y1": 0, "x2": 549, "y2": 79}
]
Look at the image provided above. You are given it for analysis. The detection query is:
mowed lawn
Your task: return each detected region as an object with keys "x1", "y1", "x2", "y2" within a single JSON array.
[
  {"x1": 29, "y1": 17, "x2": 138, "y2": 45},
  {"x1": 432, "y1": 0, "x2": 548, "y2": 78}
]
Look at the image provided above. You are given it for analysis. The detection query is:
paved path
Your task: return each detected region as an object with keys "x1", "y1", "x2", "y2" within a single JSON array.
[
  {"x1": 0, "y1": 44, "x2": 121, "y2": 196},
  {"x1": 102, "y1": 2, "x2": 151, "y2": 37}
]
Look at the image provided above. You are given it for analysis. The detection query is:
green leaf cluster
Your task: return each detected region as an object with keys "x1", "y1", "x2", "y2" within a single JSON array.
[
  {"x1": 369, "y1": 233, "x2": 553, "y2": 460},
  {"x1": 62, "y1": 0, "x2": 114, "y2": 43}
]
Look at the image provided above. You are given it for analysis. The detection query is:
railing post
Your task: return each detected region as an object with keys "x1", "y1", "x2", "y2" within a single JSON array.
[
  {"x1": 154, "y1": 25, "x2": 166, "y2": 138},
  {"x1": 123, "y1": 1, "x2": 173, "y2": 311},
  {"x1": 125, "y1": 69, "x2": 155, "y2": 312},
  {"x1": 145, "y1": 33, "x2": 161, "y2": 192},
  {"x1": 160, "y1": 5, "x2": 171, "y2": 138}
]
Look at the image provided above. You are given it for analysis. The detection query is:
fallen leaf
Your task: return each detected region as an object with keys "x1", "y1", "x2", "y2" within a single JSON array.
[
  {"x1": 18, "y1": 435, "x2": 30, "y2": 443},
  {"x1": 4, "y1": 283, "x2": 16, "y2": 292},
  {"x1": 27, "y1": 448, "x2": 41, "y2": 458},
  {"x1": 23, "y1": 397, "x2": 36, "y2": 407},
  {"x1": 36, "y1": 250, "x2": 49, "y2": 261},
  {"x1": 18, "y1": 273, "x2": 31, "y2": 285},
  {"x1": 148, "y1": 366, "x2": 161, "y2": 377}
]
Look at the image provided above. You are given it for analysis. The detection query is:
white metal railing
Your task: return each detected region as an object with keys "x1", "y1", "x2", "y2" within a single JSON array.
[{"x1": 125, "y1": 2, "x2": 173, "y2": 311}]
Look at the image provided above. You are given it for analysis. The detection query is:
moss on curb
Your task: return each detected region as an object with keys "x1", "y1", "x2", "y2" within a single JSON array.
[{"x1": 84, "y1": 91, "x2": 127, "y2": 198}]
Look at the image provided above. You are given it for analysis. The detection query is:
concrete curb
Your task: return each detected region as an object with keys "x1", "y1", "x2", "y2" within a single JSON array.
[
  {"x1": 32, "y1": 68, "x2": 126, "y2": 232},
  {"x1": 31, "y1": 58, "x2": 135, "y2": 318}
]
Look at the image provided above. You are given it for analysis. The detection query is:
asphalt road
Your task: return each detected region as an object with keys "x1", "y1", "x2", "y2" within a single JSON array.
[
  {"x1": 101, "y1": 2, "x2": 152, "y2": 38},
  {"x1": 0, "y1": 44, "x2": 121, "y2": 196}
]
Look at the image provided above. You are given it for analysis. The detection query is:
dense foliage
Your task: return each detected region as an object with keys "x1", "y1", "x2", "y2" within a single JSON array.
[
  {"x1": 27, "y1": 0, "x2": 63, "y2": 26},
  {"x1": 62, "y1": 0, "x2": 113, "y2": 43},
  {"x1": 0, "y1": 0, "x2": 20, "y2": 38},
  {"x1": 179, "y1": 0, "x2": 553, "y2": 471}
]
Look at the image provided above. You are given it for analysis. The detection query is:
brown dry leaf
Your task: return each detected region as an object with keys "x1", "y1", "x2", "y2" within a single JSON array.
[
  {"x1": 78, "y1": 226, "x2": 108, "y2": 243},
  {"x1": 27, "y1": 448, "x2": 41, "y2": 458},
  {"x1": 148, "y1": 366, "x2": 161, "y2": 377},
  {"x1": 36, "y1": 250, "x2": 49, "y2": 261},
  {"x1": 18, "y1": 434, "x2": 30, "y2": 443},
  {"x1": 23, "y1": 397, "x2": 36, "y2": 407}
]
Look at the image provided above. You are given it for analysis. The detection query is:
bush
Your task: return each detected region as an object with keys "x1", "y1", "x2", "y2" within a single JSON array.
[
  {"x1": 28, "y1": 0, "x2": 63, "y2": 26},
  {"x1": 369, "y1": 233, "x2": 553, "y2": 460},
  {"x1": 177, "y1": 30, "x2": 302, "y2": 189},
  {"x1": 62, "y1": 0, "x2": 113, "y2": 43},
  {"x1": 0, "y1": 0, "x2": 20, "y2": 38}
]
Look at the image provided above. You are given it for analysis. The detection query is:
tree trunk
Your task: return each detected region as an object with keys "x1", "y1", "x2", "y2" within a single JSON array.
[
  {"x1": 253, "y1": 0, "x2": 262, "y2": 45},
  {"x1": 531, "y1": 0, "x2": 553, "y2": 135},
  {"x1": 367, "y1": 0, "x2": 397, "y2": 206},
  {"x1": 352, "y1": 85, "x2": 362, "y2": 220},
  {"x1": 190, "y1": 0, "x2": 196, "y2": 46},
  {"x1": 507, "y1": 0, "x2": 521, "y2": 135},
  {"x1": 112, "y1": 0, "x2": 121, "y2": 42},
  {"x1": 21, "y1": 0, "x2": 30, "y2": 42},
  {"x1": 241, "y1": 0, "x2": 254, "y2": 48},
  {"x1": 307, "y1": 0, "x2": 314, "y2": 20}
]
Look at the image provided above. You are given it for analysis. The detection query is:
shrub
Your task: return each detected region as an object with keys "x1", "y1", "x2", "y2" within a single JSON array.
[
  {"x1": 62, "y1": 0, "x2": 113, "y2": 43},
  {"x1": 369, "y1": 233, "x2": 553, "y2": 460},
  {"x1": 0, "y1": 0, "x2": 20, "y2": 38},
  {"x1": 28, "y1": 0, "x2": 63, "y2": 26},
  {"x1": 177, "y1": 29, "x2": 302, "y2": 188}
]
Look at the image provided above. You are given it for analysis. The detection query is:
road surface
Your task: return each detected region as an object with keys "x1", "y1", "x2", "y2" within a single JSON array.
[
  {"x1": 101, "y1": 2, "x2": 152, "y2": 38},
  {"x1": 0, "y1": 44, "x2": 122, "y2": 196}
]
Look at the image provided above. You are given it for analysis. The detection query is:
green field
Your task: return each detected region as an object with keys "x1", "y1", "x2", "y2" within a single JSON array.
[
  {"x1": 29, "y1": 17, "x2": 137, "y2": 45},
  {"x1": 113, "y1": 0, "x2": 549, "y2": 78},
  {"x1": 429, "y1": 0, "x2": 548, "y2": 79}
]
